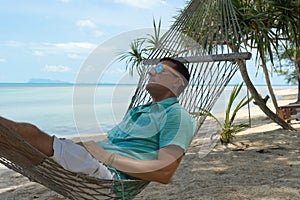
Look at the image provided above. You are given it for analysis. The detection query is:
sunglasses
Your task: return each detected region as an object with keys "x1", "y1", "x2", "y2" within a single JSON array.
[{"x1": 149, "y1": 64, "x2": 185, "y2": 86}]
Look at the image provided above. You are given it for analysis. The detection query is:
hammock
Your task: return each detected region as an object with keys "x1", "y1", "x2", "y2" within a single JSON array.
[{"x1": 0, "y1": 0, "x2": 251, "y2": 199}]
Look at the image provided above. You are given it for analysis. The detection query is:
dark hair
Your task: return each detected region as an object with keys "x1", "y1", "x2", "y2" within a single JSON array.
[
  {"x1": 159, "y1": 57, "x2": 190, "y2": 84},
  {"x1": 159, "y1": 57, "x2": 190, "y2": 95}
]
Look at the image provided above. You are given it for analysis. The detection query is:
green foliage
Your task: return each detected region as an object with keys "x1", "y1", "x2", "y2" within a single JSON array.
[
  {"x1": 232, "y1": 0, "x2": 300, "y2": 72},
  {"x1": 268, "y1": 44, "x2": 297, "y2": 85},
  {"x1": 116, "y1": 18, "x2": 162, "y2": 76},
  {"x1": 201, "y1": 83, "x2": 254, "y2": 144},
  {"x1": 277, "y1": 69, "x2": 298, "y2": 85},
  {"x1": 275, "y1": 46, "x2": 299, "y2": 85},
  {"x1": 146, "y1": 18, "x2": 162, "y2": 52},
  {"x1": 116, "y1": 38, "x2": 148, "y2": 76}
]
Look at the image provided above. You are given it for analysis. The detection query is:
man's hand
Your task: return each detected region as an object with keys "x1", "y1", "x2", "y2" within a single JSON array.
[
  {"x1": 81, "y1": 141, "x2": 184, "y2": 184},
  {"x1": 82, "y1": 141, "x2": 110, "y2": 163}
]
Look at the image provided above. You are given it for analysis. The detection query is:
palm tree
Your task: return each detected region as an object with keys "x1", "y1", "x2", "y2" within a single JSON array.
[
  {"x1": 116, "y1": 18, "x2": 163, "y2": 75},
  {"x1": 172, "y1": 0, "x2": 298, "y2": 130},
  {"x1": 272, "y1": 0, "x2": 300, "y2": 103},
  {"x1": 202, "y1": 83, "x2": 254, "y2": 144},
  {"x1": 231, "y1": 0, "x2": 299, "y2": 130},
  {"x1": 275, "y1": 46, "x2": 300, "y2": 101}
]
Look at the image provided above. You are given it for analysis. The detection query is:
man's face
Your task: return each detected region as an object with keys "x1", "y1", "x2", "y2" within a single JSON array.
[{"x1": 146, "y1": 61, "x2": 184, "y2": 97}]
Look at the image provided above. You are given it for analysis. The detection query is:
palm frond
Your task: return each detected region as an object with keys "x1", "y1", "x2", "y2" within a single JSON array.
[{"x1": 205, "y1": 82, "x2": 253, "y2": 144}]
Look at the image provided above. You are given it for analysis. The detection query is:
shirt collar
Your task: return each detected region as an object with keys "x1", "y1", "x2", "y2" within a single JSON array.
[
  {"x1": 137, "y1": 97, "x2": 178, "y2": 113},
  {"x1": 150, "y1": 97, "x2": 178, "y2": 108}
]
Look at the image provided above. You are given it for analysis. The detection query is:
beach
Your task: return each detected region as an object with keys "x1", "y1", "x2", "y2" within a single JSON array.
[{"x1": 1, "y1": 87, "x2": 300, "y2": 199}]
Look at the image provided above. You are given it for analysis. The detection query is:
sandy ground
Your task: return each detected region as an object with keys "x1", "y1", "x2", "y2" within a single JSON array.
[{"x1": 0, "y1": 88, "x2": 300, "y2": 200}]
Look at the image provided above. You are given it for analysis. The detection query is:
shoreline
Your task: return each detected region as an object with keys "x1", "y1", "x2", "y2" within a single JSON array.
[
  {"x1": 0, "y1": 84, "x2": 295, "y2": 138},
  {"x1": 1, "y1": 87, "x2": 300, "y2": 199}
]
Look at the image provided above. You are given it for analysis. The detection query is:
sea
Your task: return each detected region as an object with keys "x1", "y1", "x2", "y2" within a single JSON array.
[{"x1": 0, "y1": 83, "x2": 294, "y2": 138}]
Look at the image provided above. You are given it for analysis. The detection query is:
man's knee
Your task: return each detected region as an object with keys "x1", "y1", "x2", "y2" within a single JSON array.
[
  {"x1": 16, "y1": 122, "x2": 41, "y2": 134},
  {"x1": 18, "y1": 122, "x2": 53, "y2": 156},
  {"x1": 14, "y1": 122, "x2": 50, "y2": 144}
]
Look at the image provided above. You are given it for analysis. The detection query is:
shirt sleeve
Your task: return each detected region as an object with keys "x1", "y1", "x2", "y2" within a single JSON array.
[{"x1": 159, "y1": 106, "x2": 196, "y2": 152}]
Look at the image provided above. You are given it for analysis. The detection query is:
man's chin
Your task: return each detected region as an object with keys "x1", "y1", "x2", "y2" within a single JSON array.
[
  {"x1": 146, "y1": 83, "x2": 171, "y2": 93},
  {"x1": 146, "y1": 82, "x2": 156, "y2": 89},
  {"x1": 146, "y1": 83, "x2": 153, "y2": 91},
  {"x1": 146, "y1": 83, "x2": 160, "y2": 94}
]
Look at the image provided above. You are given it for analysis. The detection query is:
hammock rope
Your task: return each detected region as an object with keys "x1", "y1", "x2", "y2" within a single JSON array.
[{"x1": 0, "y1": 0, "x2": 251, "y2": 199}]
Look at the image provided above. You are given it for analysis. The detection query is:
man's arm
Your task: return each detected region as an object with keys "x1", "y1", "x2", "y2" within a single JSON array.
[{"x1": 83, "y1": 141, "x2": 184, "y2": 184}]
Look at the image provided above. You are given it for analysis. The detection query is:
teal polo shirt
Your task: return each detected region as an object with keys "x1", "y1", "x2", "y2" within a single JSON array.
[{"x1": 98, "y1": 97, "x2": 196, "y2": 180}]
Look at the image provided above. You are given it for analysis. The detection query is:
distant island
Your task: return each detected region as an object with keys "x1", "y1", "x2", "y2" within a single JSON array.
[
  {"x1": 27, "y1": 78, "x2": 71, "y2": 84},
  {"x1": 25, "y1": 78, "x2": 137, "y2": 86}
]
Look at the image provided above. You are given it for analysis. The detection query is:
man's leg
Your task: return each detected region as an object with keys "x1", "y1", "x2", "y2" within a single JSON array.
[
  {"x1": 0, "y1": 116, "x2": 115, "y2": 179},
  {"x1": 0, "y1": 116, "x2": 53, "y2": 156}
]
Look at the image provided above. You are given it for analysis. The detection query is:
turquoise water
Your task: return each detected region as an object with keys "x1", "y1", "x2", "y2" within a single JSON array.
[
  {"x1": 0, "y1": 84, "x2": 136, "y2": 137},
  {"x1": 0, "y1": 83, "x2": 291, "y2": 138}
]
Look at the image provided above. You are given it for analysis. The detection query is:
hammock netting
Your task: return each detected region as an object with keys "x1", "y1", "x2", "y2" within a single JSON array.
[{"x1": 0, "y1": 0, "x2": 251, "y2": 199}]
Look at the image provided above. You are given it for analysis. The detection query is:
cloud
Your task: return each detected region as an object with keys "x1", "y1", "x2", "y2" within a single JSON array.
[
  {"x1": 67, "y1": 53, "x2": 83, "y2": 59},
  {"x1": 76, "y1": 19, "x2": 96, "y2": 29},
  {"x1": 3, "y1": 40, "x2": 97, "y2": 57},
  {"x1": 33, "y1": 50, "x2": 45, "y2": 57},
  {"x1": 93, "y1": 30, "x2": 105, "y2": 37},
  {"x1": 52, "y1": 42, "x2": 96, "y2": 51},
  {"x1": 33, "y1": 42, "x2": 97, "y2": 56},
  {"x1": 0, "y1": 58, "x2": 6, "y2": 62},
  {"x1": 4, "y1": 40, "x2": 25, "y2": 47},
  {"x1": 113, "y1": 0, "x2": 167, "y2": 8},
  {"x1": 76, "y1": 20, "x2": 104, "y2": 38},
  {"x1": 56, "y1": 0, "x2": 72, "y2": 3},
  {"x1": 42, "y1": 65, "x2": 71, "y2": 72}
]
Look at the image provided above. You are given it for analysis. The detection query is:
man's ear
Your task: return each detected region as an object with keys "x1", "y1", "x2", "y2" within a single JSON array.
[
  {"x1": 172, "y1": 78, "x2": 183, "y2": 96},
  {"x1": 174, "y1": 78, "x2": 182, "y2": 88}
]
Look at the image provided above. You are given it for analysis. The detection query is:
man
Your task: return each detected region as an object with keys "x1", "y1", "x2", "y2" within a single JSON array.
[{"x1": 0, "y1": 57, "x2": 196, "y2": 184}]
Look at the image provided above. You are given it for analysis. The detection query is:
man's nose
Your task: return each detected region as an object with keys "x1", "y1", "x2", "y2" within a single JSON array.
[{"x1": 147, "y1": 69, "x2": 156, "y2": 76}]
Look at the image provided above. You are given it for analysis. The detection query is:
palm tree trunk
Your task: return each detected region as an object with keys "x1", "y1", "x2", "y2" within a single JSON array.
[
  {"x1": 261, "y1": 63, "x2": 279, "y2": 112},
  {"x1": 238, "y1": 60, "x2": 295, "y2": 130},
  {"x1": 295, "y1": 43, "x2": 300, "y2": 103},
  {"x1": 296, "y1": 70, "x2": 300, "y2": 103},
  {"x1": 296, "y1": 8, "x2": 300, "y2": 103}
]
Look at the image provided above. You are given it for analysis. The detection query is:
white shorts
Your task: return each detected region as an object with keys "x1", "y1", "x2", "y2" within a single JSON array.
[{"x1": 51, "y1": 136, "x2": 115, "y2": 180}]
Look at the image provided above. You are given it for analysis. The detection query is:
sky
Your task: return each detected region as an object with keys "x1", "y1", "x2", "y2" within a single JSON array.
[{"x1": 0, "y1": 0, "x2": 289, "y2": 85}]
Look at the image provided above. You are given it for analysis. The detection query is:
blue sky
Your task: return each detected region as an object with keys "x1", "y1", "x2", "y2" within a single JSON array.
[{"x1": 0, "y1": 0, "x2": 288, "y2": 85}]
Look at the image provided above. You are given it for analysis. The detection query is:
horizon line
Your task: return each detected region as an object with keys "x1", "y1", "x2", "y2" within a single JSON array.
[{"x1": 0, "y1": 82, "x2": 294, "y2": 87}]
